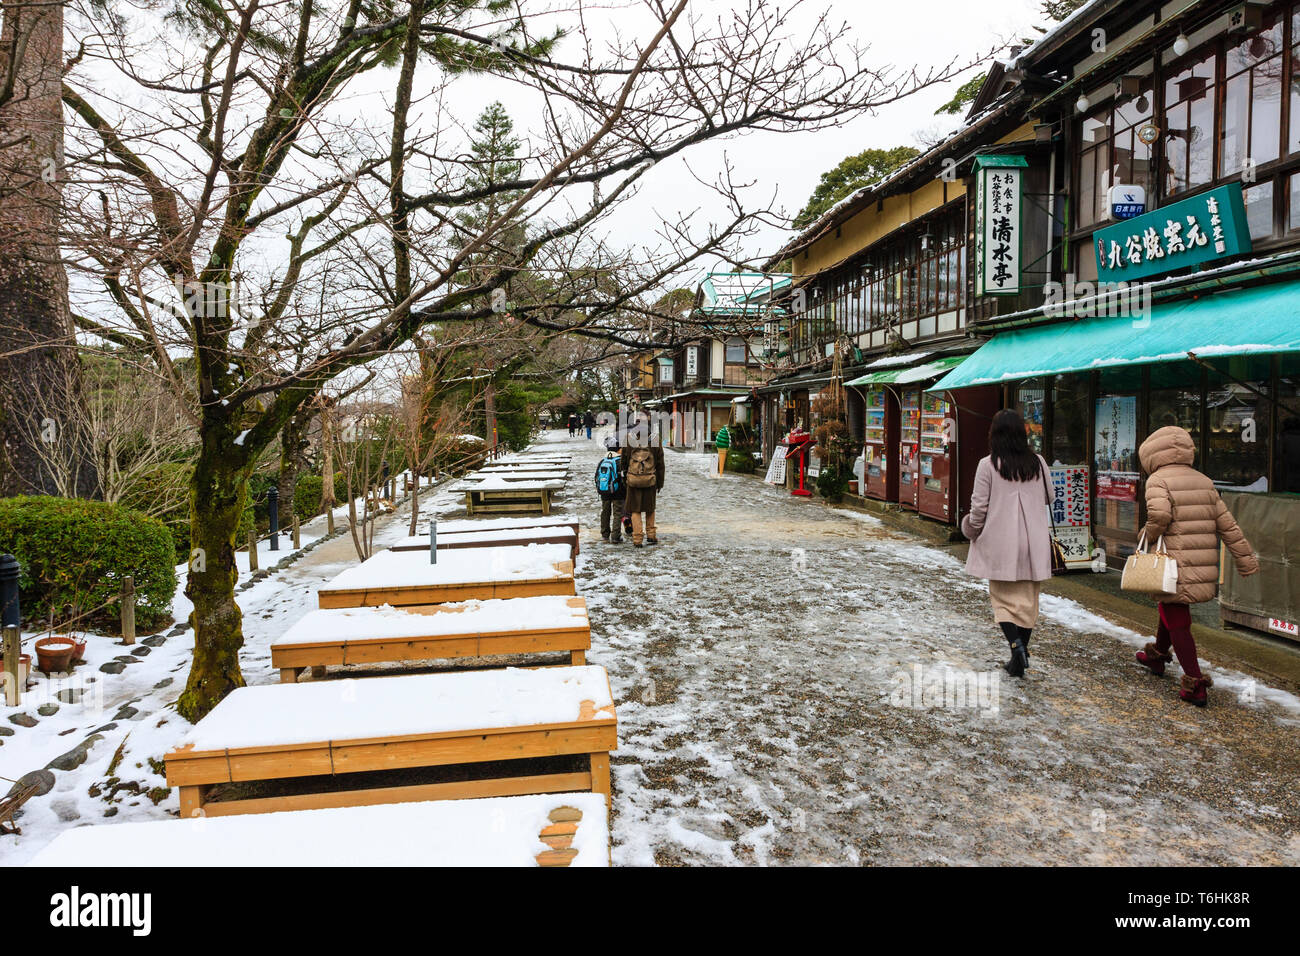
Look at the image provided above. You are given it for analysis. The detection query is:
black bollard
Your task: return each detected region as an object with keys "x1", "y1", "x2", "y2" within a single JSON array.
[
  {"x1": 268, "y1": 486, "x2": 280, "y2": 551},
  {"x1": 0, "y1": 553, "x2": 19, "y2": 628}
]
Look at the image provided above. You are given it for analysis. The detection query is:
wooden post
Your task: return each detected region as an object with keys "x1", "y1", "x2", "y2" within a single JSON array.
[
  {"x1": 3, "y1": 624, "x2": 20, "y2": 706},
  {"x1": 292, "y1": 514, "x2": 301, "y2": 549},
  {"x1": 248, "y1": 531, "x2": 259, "y2": 572},
  {"x1": 120, "y1": 577, "x2": 136, "y2": 646}
]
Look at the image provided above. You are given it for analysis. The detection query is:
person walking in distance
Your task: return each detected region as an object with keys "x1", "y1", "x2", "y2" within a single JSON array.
[
  {"x1": 595, "y1": 434, "x2": 625, "y2": 544},
  {"x1": 961, "y1": 409, "x2": 1053, "y2": 678},
  {"x1": 583, "y1": 410, "x2": 596, "y2": 440},
  {"x1": 567, "y1": 413, "x2": 577, "y2": 437},
  {"x1": 714, "y1": 422, "x2": 731, "y2": 476},
  {"x1": 621, "y1": 416, "x2": 664, "y2": 547},
  {"x1": 1133, "y1": 426, "x2": 1258, "y2": 707}
]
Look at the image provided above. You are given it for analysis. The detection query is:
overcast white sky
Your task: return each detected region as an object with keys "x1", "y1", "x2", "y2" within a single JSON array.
[{"x1": 433, "y1": 0, "x2": 1051, "y2": 287}]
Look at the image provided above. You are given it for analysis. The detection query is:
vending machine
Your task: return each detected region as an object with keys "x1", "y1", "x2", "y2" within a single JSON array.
[
  {"x1": 918, "y1": 391, "x2": 955, "y2": 521},
  {"x1": 862, "y1": 387, "x2": 898, "y2": 502},
  {"x1": 898, "y1": 387, "x2": 921, "y2": 510}
]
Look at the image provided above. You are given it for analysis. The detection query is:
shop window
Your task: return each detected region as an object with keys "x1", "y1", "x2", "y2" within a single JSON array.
[
  {"x1": 1244, "y1": 181, "x2": 1276, "y2": 239},
  {"x1": 1095, "y1": 376, "x2": 1141, "y2": 556},
  {"x1": 1050, "y1": 374, "x2": 1089, "y2": 466},
  {"x1": 1276, "y1": 354, "x2": 1300, "y2": 493},
  {"x1": 1220, "y1": 17, "x2": 1283, "y2": 178},
  {"x1": 1204, "y1": 356, "x2": 1271, "y2": 491},
  {"x1": 1163, "y1": 49, "x2": 1217, "y2": 196},
  {"x1": 1148, "y1": 362, "x2": 1202, "y2": 439},
  {"x1": 725, "y1": 337, "x2": 747, "y2": 364},
  {"x1": 1017, "y1": 381, "x2": 1046, "y2": 454}
]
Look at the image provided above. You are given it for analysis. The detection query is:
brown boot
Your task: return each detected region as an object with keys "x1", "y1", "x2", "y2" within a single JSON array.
[
  {"x1": 1179, "y1": 673, "x2": 1213, "y2": 708},
  {"x1": 1135, "y1": 642, "x2": 1173, "y2": 676}
]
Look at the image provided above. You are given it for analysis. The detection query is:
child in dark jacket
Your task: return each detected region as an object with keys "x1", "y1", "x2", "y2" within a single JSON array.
[{"x1": 595, "y1": 434, "x2": 625, "y2": 543}]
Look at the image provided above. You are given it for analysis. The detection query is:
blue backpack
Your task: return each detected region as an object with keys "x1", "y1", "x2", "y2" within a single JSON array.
[{"x1": 595, "y1": 455, "x2": 622, "y2": 496}]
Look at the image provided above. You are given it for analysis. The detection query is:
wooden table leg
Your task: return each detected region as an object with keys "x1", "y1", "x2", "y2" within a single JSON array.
[
  {"x1": 310, "y1": 665, "x2": 327, "y2": 679},
  {"x1": 178, "y1": 785, "x2": 208, "y2": 819},
  {"x1": 569, "y1": 649, "x2": 586, "y2": 665},
  {"x1": 589, "y1": 752, "x2": 611, "y2": 808},
  {"x1": 279, "y1": 667, "x2": 301, "y2": 683}
]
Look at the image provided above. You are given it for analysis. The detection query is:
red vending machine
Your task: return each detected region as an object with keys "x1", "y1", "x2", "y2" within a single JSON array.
[
  {"x1": 918, "y1": 391, "x2": 955, "y2": 522},
  {"x1": 898, "y1": 387, "x2": 921, "y2": 510},
  {"x1": 862, "y1": 387, "x2": 898, "y2": 502}
]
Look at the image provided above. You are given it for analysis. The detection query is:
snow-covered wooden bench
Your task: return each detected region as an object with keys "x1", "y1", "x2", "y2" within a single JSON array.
[
  {"x1": 390, "y1": 525, "x2": 578, "y2": 561},
  {"x1": 272, "y1": 595, "x2": 591, "y2": 681},
  {"x1": 28, "y1": 793, "x2": 609, "y2": 867},
  {"x1": 164, "y1": 666, "x2": 617, "y2": 818},
  {"x1": 473, "y1": 469, "x2": 566, "y2": 482},
  {"x1": 317, "y1": 544, "x2": 574, "y2": 609},
  {"x1": 464, "y1": 477, "x2": 562, "y2": 516}
]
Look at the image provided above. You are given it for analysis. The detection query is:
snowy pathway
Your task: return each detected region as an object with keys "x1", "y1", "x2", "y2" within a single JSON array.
[{"x1": 560, "y1": 431, "x2": 1300, "y2": 866}]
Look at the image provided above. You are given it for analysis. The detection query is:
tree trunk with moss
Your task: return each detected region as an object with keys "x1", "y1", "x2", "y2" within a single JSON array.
[{"x1": 177, "y1": 426, "x2": 254, "y2": 722}]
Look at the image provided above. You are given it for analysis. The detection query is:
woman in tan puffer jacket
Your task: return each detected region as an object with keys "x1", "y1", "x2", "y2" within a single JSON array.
[{"x1": 1133, "y1": 426, "x2": 1258, "y2": 706}]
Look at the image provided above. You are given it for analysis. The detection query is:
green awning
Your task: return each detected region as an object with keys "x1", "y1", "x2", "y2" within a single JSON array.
[
  {"x1": 930, "y1": 281, "x2": 1300, "y2": 391},
  {"x1": 847, "y1": 354, "x2": 967, "y2": 387},
  {"x1": 894, "y1": 354, "x2": 968, "y2": 384},
  {"x1": 845, "y1": 368, "x2": 904, "y2": 386}
]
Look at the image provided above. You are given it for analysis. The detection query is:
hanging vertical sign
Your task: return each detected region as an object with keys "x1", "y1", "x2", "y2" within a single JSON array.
[
  {"x1": 685, "y1": 347, "x2": 698, "y2": 379},
  {"x1": 974, "y1": 155, "x2": 1027, "y2": 296}
]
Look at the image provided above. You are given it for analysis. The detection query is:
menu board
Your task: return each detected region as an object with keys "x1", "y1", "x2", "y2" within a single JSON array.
[
  {"x1": 764, "y1": 444, "x2": 788, "y2": 485},
  {"x1": 1049, "y1": 465, "x2": 1093, "y2": 568}
]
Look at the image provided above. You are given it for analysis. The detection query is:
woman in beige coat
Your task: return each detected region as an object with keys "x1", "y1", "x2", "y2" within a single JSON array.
[
  {"x1": 962, "y1": 410, "x2": 1053, "y2": 678},
  {"x1": 1133, "y1": 426, "x2": 1258, "y2": 706}
]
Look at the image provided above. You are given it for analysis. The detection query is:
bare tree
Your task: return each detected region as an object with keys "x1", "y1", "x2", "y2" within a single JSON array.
[{"x1": 58, "y1": 0, "x2": 974, "y2": 720}]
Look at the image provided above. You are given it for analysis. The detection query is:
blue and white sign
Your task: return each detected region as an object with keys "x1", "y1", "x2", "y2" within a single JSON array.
[{"x1": 1109, "y1": 184, "x2": 1146, "y2": 220}]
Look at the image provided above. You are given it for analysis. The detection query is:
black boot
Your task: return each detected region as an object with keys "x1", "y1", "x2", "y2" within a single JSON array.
[
  {"x1": 999, "y1": 622, "x2": 1027, "y2": 678},
  {"x1": 1018, "y1": 627, "x2": 1032, "y2": 664}
]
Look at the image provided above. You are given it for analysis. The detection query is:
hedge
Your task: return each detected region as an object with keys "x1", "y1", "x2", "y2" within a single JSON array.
[{"x1": 0, "y1": 496, "x2": 178, "y2": 634}]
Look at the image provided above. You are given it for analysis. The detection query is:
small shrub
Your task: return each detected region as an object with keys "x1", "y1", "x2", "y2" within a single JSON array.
[
  {"x1": 294, "y1": 474, "x2": 324, "y2": 520},
  {"x1": 815, "y1": 463, "x2": 850, "y2": 501},
  {"x1": 0, "y1": 496, "x2": 177, "y2": 633}
]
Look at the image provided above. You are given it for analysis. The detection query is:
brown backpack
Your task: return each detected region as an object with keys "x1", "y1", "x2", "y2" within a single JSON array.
[{"x1": 627, "y1": 448, "x2": 656, "y2": 488}]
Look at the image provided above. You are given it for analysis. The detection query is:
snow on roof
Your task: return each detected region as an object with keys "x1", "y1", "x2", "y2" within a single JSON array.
[
  {"x1": 274, "y1": 595, "x2": 587, "y2": 647},
  {"x1": 29, "y1": 793, "x2": 610, "y2": 867},
  {"x1": 174, "y1": 663, "x2": 612, "y2": 752}
]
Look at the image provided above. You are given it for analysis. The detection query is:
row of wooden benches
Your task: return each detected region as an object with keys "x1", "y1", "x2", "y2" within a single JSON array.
[{"x1": 34, "y1": 453, "x2": 614, "y2": 866}]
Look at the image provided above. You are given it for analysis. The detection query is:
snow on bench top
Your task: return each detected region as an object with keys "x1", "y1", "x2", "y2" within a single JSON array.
[
  {"x1": 472, "y1": 470, "x2": 566, "y2": 481},
  {"x1": 28, "y1": 793, "x2": 609, "y2": 867},
  {"x1": 466, "y1": 476, "x2": 565, "y2": 490},
  {"x1": 172, "y1": 665, "x2": 614, "y2": 753},
  {"x1": 320, "y1": 544, "x2": 571, "y2": 592},
  {"x1": 419, "y1": 516, "x2": 580, "y2": 534},
  {"x1": 392, "y1": 527, "x2": 576, "y2": 549},
  {"x1": 274, "y1": 595, "x2": 588, "y2": 647}
]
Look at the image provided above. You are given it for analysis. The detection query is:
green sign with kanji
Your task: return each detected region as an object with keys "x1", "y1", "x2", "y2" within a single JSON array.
[{"x1": 1093, "y1": 182, "x2": 1252, "y2": 283}]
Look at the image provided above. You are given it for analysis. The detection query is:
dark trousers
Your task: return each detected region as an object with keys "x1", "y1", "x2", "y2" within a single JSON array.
[
  {"x1": 600, "y1": 496, "x2": 623, "y2": 539},
  {"x1": 1155, "y1": 602, "x2": 1201, "y2": 678}
]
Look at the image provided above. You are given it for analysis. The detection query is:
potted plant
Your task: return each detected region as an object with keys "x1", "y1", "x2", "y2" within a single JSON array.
[{"x1": 34, "y1": 636, "x2": 76, "y2": 675}]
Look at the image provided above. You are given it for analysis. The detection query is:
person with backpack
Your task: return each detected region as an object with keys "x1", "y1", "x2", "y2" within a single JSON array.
[
  {"x1": 714, "y1": 422, "x2": 732, "y2": 475},
  {"x1": 595, "y1": 434, "x2": 625, "y2": 543},
  {"x1": 621, "y1": 419, "x2": 665, "y2": 547},
  {"x1": 583, "y1": 410, "x2": 596, "y2": 439}
]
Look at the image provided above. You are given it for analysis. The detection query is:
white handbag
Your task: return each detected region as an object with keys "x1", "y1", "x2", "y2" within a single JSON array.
[{"x1": 1120, "y1": 531, "x2": 1179, "y2": 595}]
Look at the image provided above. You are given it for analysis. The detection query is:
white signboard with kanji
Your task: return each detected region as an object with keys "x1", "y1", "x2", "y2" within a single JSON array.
[
  {"x1": 976, "y1": 165, "x2": 1022, "y2": 296},
  {"x1": 1049, "y1": 465, "x2": 1093, "y2": 568}
]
